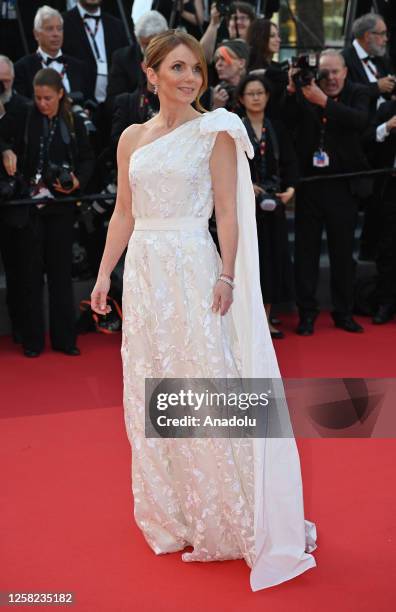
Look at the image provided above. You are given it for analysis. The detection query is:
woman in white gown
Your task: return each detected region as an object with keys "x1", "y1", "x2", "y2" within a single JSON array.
[{"x1": 91, "y1": 30, "x2": 317, "y2": 591}]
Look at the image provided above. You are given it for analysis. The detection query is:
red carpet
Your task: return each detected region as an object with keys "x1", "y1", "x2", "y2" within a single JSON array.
[{"x1": 1, "y1": 312, "x2": 395, "y2": 611}]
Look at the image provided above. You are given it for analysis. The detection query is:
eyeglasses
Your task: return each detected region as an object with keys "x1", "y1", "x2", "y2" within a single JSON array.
[
  {"x1": 230, "y1": 15, "x2": 250, "y2": 21},
  {"x1": 243, "y1": 90, "x2": 266, "y2": 97},
  {"x1": 370, "y1": 30, "x2": 388, "y2": 37}
]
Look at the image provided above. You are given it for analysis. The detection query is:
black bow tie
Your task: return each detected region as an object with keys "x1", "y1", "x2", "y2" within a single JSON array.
[
  {"x1": 363, "y1": 56, "x2": 376, "y2": 64},
  {"x1": 83, "y1": 13, "x2": 101, "y2": 21},
  {"x1": 45, "y1": 55, "x2": 65, "y2": 66}
]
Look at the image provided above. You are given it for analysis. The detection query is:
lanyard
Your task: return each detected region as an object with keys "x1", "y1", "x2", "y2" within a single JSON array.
[
  {"x1": 318, "y1": 96, "x2": 338, "y2": 151},
  {"x1": 83, "y1": 17, "x2": 102, "y2": 61},
  {"x1": 319, "y1": 115, "x2": 327, "y2": 151},
  {"x1": 35, "y1": 116, "x2": 59, "y2": 180}
]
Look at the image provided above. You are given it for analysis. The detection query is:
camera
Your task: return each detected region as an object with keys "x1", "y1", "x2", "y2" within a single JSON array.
[
  {"x1": 69, "y1": 92, "x2": 97, "y2": 134},
  {"x1": 216, "y1": 0, "x2": 234, "y2": 18},
  {"x1": 0, "y1": 172, "x2": 28, "y2": 203},
  {"x1": 44, "y1": 162, "x2": 74, "y2": 191},
  {"x1": 256, "y1": 178, "x2": 281, "y2": 213},
  {"x1": 291, "y1": 54, "x2": 329, "y2": 88}
]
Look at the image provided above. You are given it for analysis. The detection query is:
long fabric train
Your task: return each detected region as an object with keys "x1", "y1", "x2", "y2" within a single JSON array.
[{"x1": 122, "y1": 108, "x2": 317, "y2": 591}]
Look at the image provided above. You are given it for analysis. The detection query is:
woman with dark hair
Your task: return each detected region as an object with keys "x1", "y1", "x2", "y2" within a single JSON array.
[
  {"x1": 246, "y1": 19, "x2": 288, "y2": 118},
  {"x1": 0, "y1": 68, "x2": 94, "y2": 357},
  {"x1": 238, "y1": 73, "x2": 298, "y2": 338}
]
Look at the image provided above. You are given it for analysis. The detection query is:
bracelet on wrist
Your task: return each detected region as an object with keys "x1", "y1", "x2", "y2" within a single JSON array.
[
  {"x1": 220, "y1": 272, "x2": 234, "y2": 281},
  {"x1": 218, "y1": 275, "x2": 235, "y2": 289}
]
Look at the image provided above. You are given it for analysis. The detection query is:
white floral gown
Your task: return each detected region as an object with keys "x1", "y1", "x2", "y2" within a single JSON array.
[{"x1": 122, "y1": 108, "x2": 317, "y2": 590}]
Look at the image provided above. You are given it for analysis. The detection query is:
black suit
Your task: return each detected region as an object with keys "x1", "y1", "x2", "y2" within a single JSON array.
[
  {"x1": 285, "y1": 81, "x2": 371, "y2": 317},
  {"x1": 342, "y1": 44, "x2": 393, "y2": 259},
  {"x1": 62, "y1": 7, "x2": 129, "y2": 100},
  {"x1": 107, "y1": 45, "x2": 144, "y2": 105},
  {"x1": 14, "y1": 53, "x2": 92, "y2": 100},
  {"x1": 342, "y1": 45, "x2": 391, "y2": 117},
  {"x1": 364, "y1": 100, "x2": 396, "y2": 306},
  {"x1": 111, "y1": 89, "x2": 159, "y2": 149}
]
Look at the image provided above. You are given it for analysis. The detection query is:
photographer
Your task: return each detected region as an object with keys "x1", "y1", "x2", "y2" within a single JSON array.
[
  {"x1": 0, "y1": 68, "x2": 94, "y2": 357},
  {"x1": 211, "y1": 38, "x2": 249, "y2": 112},
  {"x1": 363, "y1": 98, "x2": 396, "y2": 324},
  {"x1": 238, "y1": 74, "x2": 297, "y2": 339},
  {"x1": 285, "y1": 49, "x2": 371, "y2": 335},
  {"x1": 200, "y1": 1, "x2": 255, "y2": 64}
]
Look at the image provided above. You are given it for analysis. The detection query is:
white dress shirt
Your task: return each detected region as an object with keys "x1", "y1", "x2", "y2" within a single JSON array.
[
  {"x1": 353, "y1": 38, "x2": 385, "y2": 108},
  {"x1": 77, "y1": 2, "x2": 108, "y2": 102},
  {"x1": 37, "y1": 46, "x2": 71, "y2": 94}
]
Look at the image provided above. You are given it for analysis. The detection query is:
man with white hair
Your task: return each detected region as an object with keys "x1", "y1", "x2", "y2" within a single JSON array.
[
  {"x1": 14, "y1": 5, "x2": 90, "y2": 100},
  {"x1": 107, "y1": 10, "x2": 168, "y2": 103},
  {"x1": 343, "y1": 12, "x2": 395, "y2": 116}
]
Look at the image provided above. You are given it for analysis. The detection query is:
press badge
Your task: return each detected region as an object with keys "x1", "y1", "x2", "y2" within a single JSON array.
[{"x1": 313, "y1": 150, "x2": 330, "y2": 168}]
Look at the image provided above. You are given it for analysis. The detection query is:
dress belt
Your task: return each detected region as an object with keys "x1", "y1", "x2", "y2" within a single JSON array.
[{"x1": 133, "y1": 217, "x2": 209, "y2": 231}]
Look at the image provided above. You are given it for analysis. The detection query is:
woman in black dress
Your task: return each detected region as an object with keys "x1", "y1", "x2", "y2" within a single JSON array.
[{"x1": 238, "y1": 74, "x2": 298, "y2": 338}]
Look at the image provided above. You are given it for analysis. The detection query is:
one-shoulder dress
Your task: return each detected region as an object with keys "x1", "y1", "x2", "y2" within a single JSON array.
[{"x1": 121, "y1": 108, "x2": 317, "y2": 591}]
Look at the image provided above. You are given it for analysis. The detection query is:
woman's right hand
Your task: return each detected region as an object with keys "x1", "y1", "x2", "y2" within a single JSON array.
[
  {"x1": 91, "y1": 275, "x2": 112, "y2": 315},
  {"x1": 2, "y1": 149, "x2": 17, "y2": 176},
  {"x1": 213, "y1": 85, "x2": 229, "y2": 108}
]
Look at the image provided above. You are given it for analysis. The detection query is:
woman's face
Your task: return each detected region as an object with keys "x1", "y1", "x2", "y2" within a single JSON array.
[
  {"x1": 147, "y1": 44, "x2": 204, "y2": 107},
  {"x1": 268, "y1": 24, "x2": 281, "y2": 56},
  {"x1": 228, "y1": 10, "x2": 252, "y2": 41},
  {"x1": 214, "y1": 48, "x2": 243, "y2": 83},
  {"x1": 240, "y1": 80, "x2": 269, "y2": 113},
  {"x1": 34, "y1": 85, "x2": 63, "y2": 118}
]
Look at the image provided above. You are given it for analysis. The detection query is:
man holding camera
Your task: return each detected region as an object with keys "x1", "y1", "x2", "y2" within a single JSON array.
[{"x1": 286, "y1": 49, "x2": 371, "y2": 335}]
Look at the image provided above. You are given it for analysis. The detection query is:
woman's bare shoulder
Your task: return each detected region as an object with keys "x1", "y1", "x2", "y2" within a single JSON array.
[{"x1": 119, "y1": 123, "x2": 144, "y2": 152}]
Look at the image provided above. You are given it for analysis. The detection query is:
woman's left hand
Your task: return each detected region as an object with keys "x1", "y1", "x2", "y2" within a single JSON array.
[
  {"x1": 212, "y1": 279, "x2": 233, "y2": 316},
  {"x1": 53, "y1": 172, "x2": 80, "y2": 194},
  {"x1": 276, "y1": 187, "x2": 295, "y2": 205}
]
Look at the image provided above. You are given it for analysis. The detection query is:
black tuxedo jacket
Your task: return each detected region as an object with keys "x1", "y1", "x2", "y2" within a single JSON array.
[
  {"x1": 111, "y1": 89, "x2": 159, "y2": 148},
  {"x1": 14, "y1": 53, "x2": 92, "y2": 100},
  {"x1": 62, "y1": 7, "x2": 129, "y2": 99},
  {"x1": 364, "y1": 100, "x2": 396, "y2": 170},
  {"x1": 342, "y1": 45, "x2": 392, "y2": 114},
  {"x1": 107, "y1": 45, "x2": 144, "y2": 105},
  {"x1": 0, "y1": 92, "x2": 30, "y2": 154}
]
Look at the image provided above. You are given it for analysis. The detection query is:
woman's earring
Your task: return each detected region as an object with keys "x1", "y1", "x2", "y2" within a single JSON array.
[{"x1": 153, "y1": 84, "x2": 158, "y2": 95}]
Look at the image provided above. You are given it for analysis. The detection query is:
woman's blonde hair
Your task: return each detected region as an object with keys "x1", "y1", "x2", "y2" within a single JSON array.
[{"x1": 145, "y1": 30, "x2": 208, "y2": 113}]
